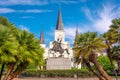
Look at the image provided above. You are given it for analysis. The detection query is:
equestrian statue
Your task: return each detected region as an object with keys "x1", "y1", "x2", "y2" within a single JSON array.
[{"x1": 49, "y1": 38, "x2": 69, "y2": 57}]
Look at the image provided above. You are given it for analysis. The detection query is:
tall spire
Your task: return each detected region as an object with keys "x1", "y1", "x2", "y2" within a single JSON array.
[
  {"x1": 75, "y1": 26, "x2": 78, "y2": 40},
  {"x1": 74, "y1": 26, "x2": 79, "y2": 47},
  {"x1": 40, "y1": 30, "x2": 45, "y2": 44},
  {"x1": 56, "y1": 9, "x2": 63, "y2": 30}
]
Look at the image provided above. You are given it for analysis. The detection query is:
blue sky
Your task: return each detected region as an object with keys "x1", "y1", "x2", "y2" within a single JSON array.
[{"x1": 0, "y1": 0, "x2": 120, "y2": 46}]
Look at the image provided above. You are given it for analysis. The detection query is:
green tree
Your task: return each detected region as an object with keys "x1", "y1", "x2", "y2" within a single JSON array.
[
  {"x1": 0, "y1": 25, "x2": 18, "y2": 80},
  {"x1": 0, "y1": 17, "x2": 44, "y2": 80},
  {"x1": 0, "y1": 17, "x2": 19, "y2": 80},
  {"x1": 74, "y1": 32, "x2": 112, "y2": 80},
  {"x1": 110, "y1": 18, "x2": 120, "y2": 36},
  {"x1": 102, "y1": 18, "x2": 120, "y2": 80},
  {"x1": 112, "y1": 46, "x2": 120, "y2": 74},
  {"x1": 110, "y1": 19, "x2": 120, "y2": 73},
  {"x1": 8, "y1": 30, "x2": 44, "y2": 80}
]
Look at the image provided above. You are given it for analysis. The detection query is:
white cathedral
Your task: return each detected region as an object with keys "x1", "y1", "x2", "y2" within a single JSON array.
[{"x1": 39, "y1": 9, "x2": 81, "y2": 69}]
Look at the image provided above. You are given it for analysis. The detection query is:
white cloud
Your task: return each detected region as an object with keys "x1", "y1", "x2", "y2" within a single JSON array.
[
  {"x1": 19, "y1": 25, "x2": 30, "y2": 31},
  {"x1": 51, "y1": 0, "x2": 79, "y2": 4},
  {"x1": 64, "y1": 25, "x2": 91, "y2": 43},
  {"x1": 64, "y1": 24, "x2": 108, "y2": 45},
  {"x1": 65, "y1": 26, "x2": 76, "y2": 40},
  {"x1": 94, "y1": 5, "x2": 120, "y2": 33},
  {"x1": 0, "y1": 8, "x2": 15, "y2": 14},
  {"x1": 0, "y1": 0, "x2": 48, "y2": 6},
  {"x1": 0, "y1": 8, "x2": 52, "y2": 14},
  {"x1": 83, "y1": 4, "x2": 120, "y2": 33},
  {"x1": 82, "y1": 7, "x2": 94, "y2": 22},
  {"x1": 21, "y1": 10, "x2": 42, "y2": 13},
  {"x1": 0, "y1": 0, "x2": 81, "y2": 6},
  {"x1": 20, "y1": 9, "x2": 52, "y2": 13},
  {"x1": 60, "y1": 0, "x2": 78, "y2": 4}
]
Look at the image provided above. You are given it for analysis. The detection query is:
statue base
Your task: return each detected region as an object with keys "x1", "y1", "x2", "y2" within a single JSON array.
[{"x1": 47, "y1": 57, "x2": 71, "y2": 70}]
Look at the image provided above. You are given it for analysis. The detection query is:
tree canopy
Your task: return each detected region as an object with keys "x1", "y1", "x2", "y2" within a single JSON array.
[{"x1": 0, "y1": 17, "x2": 44, "y2": 80}]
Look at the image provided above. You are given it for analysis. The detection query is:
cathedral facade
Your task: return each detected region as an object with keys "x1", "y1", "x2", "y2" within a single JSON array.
[{"x1": 40, "y1": 9, "x2": 81, "y2": 69}]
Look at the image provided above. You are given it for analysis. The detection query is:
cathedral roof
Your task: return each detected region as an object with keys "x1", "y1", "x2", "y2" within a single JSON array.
[
  {"x1": 56, "y1": 9, "x2": 63, "y2": 30},
  {"x1": 40, "y1": 30, "x2": 45, "y2": 44}
]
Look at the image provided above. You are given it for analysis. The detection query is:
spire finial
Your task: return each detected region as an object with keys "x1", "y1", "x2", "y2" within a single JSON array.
[{"x1": 56, "y1": 8, "x2": 63, "y2": 30}]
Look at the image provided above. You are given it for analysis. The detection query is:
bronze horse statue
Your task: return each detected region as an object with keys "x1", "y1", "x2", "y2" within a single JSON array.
[{"x1": 49, "y1": 39, "x2": 69, "y2": 57}]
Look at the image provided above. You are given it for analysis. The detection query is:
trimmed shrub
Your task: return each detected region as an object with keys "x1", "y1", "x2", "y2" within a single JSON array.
[{"x1": 21, "y1": 69, "x2": 94, "y2": 78}]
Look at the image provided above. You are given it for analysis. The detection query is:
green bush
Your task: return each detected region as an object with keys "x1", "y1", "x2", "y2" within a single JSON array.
[
  {"x1": 21, "y1": 69, "x2": 94, "y2": 78},
  {"x1": 98, "y1": 55, "x2": 113, "y2": 74}
]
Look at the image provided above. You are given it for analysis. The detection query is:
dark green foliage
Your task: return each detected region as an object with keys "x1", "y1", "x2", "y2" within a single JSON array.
[
  {"x1": 21, "y1": 70, "x2": 94, "y2": 78},
  {"x1": 98, "y1": 56, "x2": 113, "y2": 74},
  {"x1": 112, "y1": 46, "x2": 120, "y2": 60}
]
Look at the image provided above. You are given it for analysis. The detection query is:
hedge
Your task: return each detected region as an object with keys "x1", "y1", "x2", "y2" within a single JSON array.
[{"x1": 20, "y1": 70, "x2": 94, "y2": 78}]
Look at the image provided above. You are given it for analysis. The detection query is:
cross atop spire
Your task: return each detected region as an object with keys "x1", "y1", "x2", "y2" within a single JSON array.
[
  {"x1": 56, "y1": 9, "x2": 63, "y2": 30},
  {"x1": 40, "y1": 30, "x2": 45, "y2": 44}
]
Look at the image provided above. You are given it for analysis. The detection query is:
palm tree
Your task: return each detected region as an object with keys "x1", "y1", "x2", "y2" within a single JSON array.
[
  {"x1": 0, "y1": 17, "x2": 43, "y2": 80},
  {"x1": 102, "y1": 31, "x2": 117, "y2": 66},
  {"x1": 102, "y1": 18, "x2": 120, "y2": 80},
  {"x1": 0, "y1": 17, "x2": 44, "y2": 80},
  {"x1": 0, "y1": 16, "x2": 19, "y2": 33},
  {"x1": 8, "y1": 30, "x2": 44, "y2": 80},
  {"x1": 109, "y1": 18, "x2": 120, "y2": 58},
  {"x1": 112, "y1": 46, "x2": 120, "y2": 74},
  {"x1": 110, "y1": 18, "x2": 120, "y2": 43},
  {"x1": 0, "y1": 25, "x2": 18, "y2": 80},
  {"x1": 74, "y1": 32, "x2": 112, "y2": 80},
  {"x1": 0, "y1": 17, "x2": 19, "y2": 80}
]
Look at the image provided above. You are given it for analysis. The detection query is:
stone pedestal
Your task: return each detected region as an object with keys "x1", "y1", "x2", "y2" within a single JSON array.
[{"x1": 47, "y1": 57, "x2": 71, "y2": 70}]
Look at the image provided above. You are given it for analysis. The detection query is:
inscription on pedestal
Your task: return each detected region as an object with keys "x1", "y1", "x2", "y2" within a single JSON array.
[{"x1": 47, "y1": 57, "x2": 71, "y2": 70}]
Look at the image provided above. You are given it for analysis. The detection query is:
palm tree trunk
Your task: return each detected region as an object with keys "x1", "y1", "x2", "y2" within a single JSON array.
[
  {"x1": 3, "y1": 64, "x2": 15, "y2": 80},
  {"x1": 9, "y1": 62, "x2": 28, "y2": 80},
  {"x1": 9, "y1": 71, "x2": 19, "y2": 80},
  {"x1": 106, "y1": 41, "x2": 118, "y2": 80},
  {"x1": 0, "y1": 64, "x2": 5, "y2": 80},
  {"x1": 84, "y1": 60, "x2": 104, "y2": 80},
  {"x1": 117, "y1": 60, "x2": 120, "y2": 74},
  {"x1": 109, "y1": 59, "x2": 118, "y2": 80},
  {"x1": 9, "y1": 64, "x2": 20, "y2": 80},
  {"x1": 90, "y1": 53, "x2": 112, "y2": 80}
]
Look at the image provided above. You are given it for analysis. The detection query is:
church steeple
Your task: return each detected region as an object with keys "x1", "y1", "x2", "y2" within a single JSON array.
[
  {"x1": 74, "y1": 27, "x2": 79, "y2": 47},
  {"x1": 40, "y1": 30, "x2": 45, "y2": 44},
  {"x1": 75, "y1": 27, "x2": 78, "y2": 41},
  {"x1": 56, "y1": 9, "x2": 63, "y2": 30}
]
